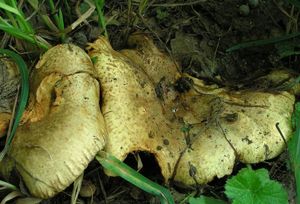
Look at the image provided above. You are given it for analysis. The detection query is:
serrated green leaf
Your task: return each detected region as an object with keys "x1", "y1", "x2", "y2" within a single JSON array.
[
  {"x1": 189, "y1": 196, "x2": 227, "y2": 204},
  {"x1": 225, "y1": 167, "x2": 288, "y2": 204}
]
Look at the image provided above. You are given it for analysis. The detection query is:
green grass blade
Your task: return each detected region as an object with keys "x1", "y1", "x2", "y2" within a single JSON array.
[
  {"x1": 15, "y1": 13, "x2": 34, "y2": 34},
  {"x1": 48, "y1": 0, "x2": 60, "y2": 28},
  {"x1": 0, "y1": 49, "x2": 29, "y2": 161},
  {"x1": 58, "y1": 8, "x2": 65, "y2": 42},
  {"x1": 288, "y1": 102, "x2": 300, "y2": 204},
  {"x1": 63, "y1": 0, "x2": 72, "y2": 22},
  {"x1": 93, "y1": 0, "x2": 108, "y2": 38},
  {"x1": 138, "y1": 0, "x2": 148, "y2": 15},
  {"x1": 0, "y1": 16, "x2": 13, "y2": 27},
  {"x1": 0, "y1": 23, "x2": 49, "y2": 49},
  {"x1": 2, "y1": 0, "x2": 33, "y2": 33},
  {"x1": 0, "y1": 180, "x2": 18, "y2": 191},
  {"x1": 27, "y1": 0, "x2": 59, "y2": 32},
  {"x1": 4, "y1": 8, "x2": 18, "y2": 28},
  {"x1": 6, "y1": 0, "x2": 17, "y2": 8},
  {"x1": 0, "y1": 23, "x2": 33, "y2": 42},
  {"x1": 0, "y1": 2, "x2": 20, "y2": 16},
  {"x1": 96, "y1": 151, "x2": 175, "y2": 204},
  {"x1": 58, "y1": 8, "x2": 64, "y2": 30},
  {"x1": 226, "y1": 32, "x2": 300, "y2": 52},
  {"x1": 12, "y1": 1, "x2": 33, "y2": 34},
  {"x1": 48, "y1": 0, "x2": 66, "y2": 41}
]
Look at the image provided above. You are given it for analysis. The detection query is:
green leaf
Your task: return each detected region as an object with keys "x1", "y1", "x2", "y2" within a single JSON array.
[
  {"x1": 225, "y1": 167, "x2": 288, "y2": 204},
  {"x1": 288, "y1": 102, "x2": 300, "y2": 204},
  {"x1": 189, "y1": 196, "x2": 227, "y2": 204},
  {"x1": 93, "y1": 0, "x2": 108, "y2": 37}
]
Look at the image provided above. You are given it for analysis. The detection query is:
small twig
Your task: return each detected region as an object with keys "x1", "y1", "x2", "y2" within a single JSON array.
[
  {"x1": 275, "y1": 122, "x2": 288, "y2": 148},
  {"x1": 273, "y1": 0, "x2": 295, "y2": 20},
  {"x1": 216, "y1": 120, "x2": 239, "y2": 158},
  {"x1": 65, "y1": 0, "x2": 95, "y2": 33},
  {"x1": 75, "y1": 0, "x2": 89, "y2": 26}
]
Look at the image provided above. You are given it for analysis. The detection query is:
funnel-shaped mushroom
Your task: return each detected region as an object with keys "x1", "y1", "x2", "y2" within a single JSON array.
[
  {"x1": 1, "y1": 44, "x2": 106, "y2": 198},
  {"x1": 88, "y1": 34, "x2": 294, "y2": 186}
]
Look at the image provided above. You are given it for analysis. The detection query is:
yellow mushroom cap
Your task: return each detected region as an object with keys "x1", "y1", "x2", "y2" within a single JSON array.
[
  {"x1": 1, "y1": 44, "x2": 106, "y2": 198},
  {"x1": 1, "y1": 35, "x2": 294, "y2": 198},
  {"x1": 88, "y1": 34, "x2": 294, "y2": 186}
]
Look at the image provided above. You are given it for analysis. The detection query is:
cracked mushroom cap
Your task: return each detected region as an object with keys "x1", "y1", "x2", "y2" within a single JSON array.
[
  {"x1": 88, "y1": 34, "x2": 294, "y2": 186},
  {"x1": 0, "y1": 44, "x2": 106, "y2": 198},
  {"x1": 88, "y1": 36, "x2": 185, "y2": 180}
]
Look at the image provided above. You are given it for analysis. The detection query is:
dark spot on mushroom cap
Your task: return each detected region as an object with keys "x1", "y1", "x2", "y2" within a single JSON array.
[
  {"x1": 148, "y1": 131, "x2": 154, "y2": 138},
  {"x1": 156, "y1": 146, "x2": 162, "y2": 150},
  {"x1": 224, "y1": 113, "x2": 238, "y2": 122},
  {"x1": 163, "y1": 139, "x2": 169, "y2": 145},
  {"x1": 242, "y1": 136, "x2": 253, "y2": 144}
]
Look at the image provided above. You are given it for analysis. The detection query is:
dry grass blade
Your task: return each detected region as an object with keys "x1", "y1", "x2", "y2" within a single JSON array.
[
  {"x1": 64, "y1": 0, "x2": 95, "y2": 33},
  {"x1": 0, "y1": 191, "x2": 23, "y2": 204},
  {"x1": 71, "y1": 173, "x2": 83, "y2": 204}
]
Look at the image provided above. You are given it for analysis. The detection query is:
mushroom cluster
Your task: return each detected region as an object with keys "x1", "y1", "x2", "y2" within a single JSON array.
[{"x1": 0, "y1": 34, "x2": 295, "y2": 198}]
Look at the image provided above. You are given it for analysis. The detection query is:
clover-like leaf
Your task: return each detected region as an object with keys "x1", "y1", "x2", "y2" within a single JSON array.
[{"x1": 225, "y1": 167, "x2": 288, "y2": 204}]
